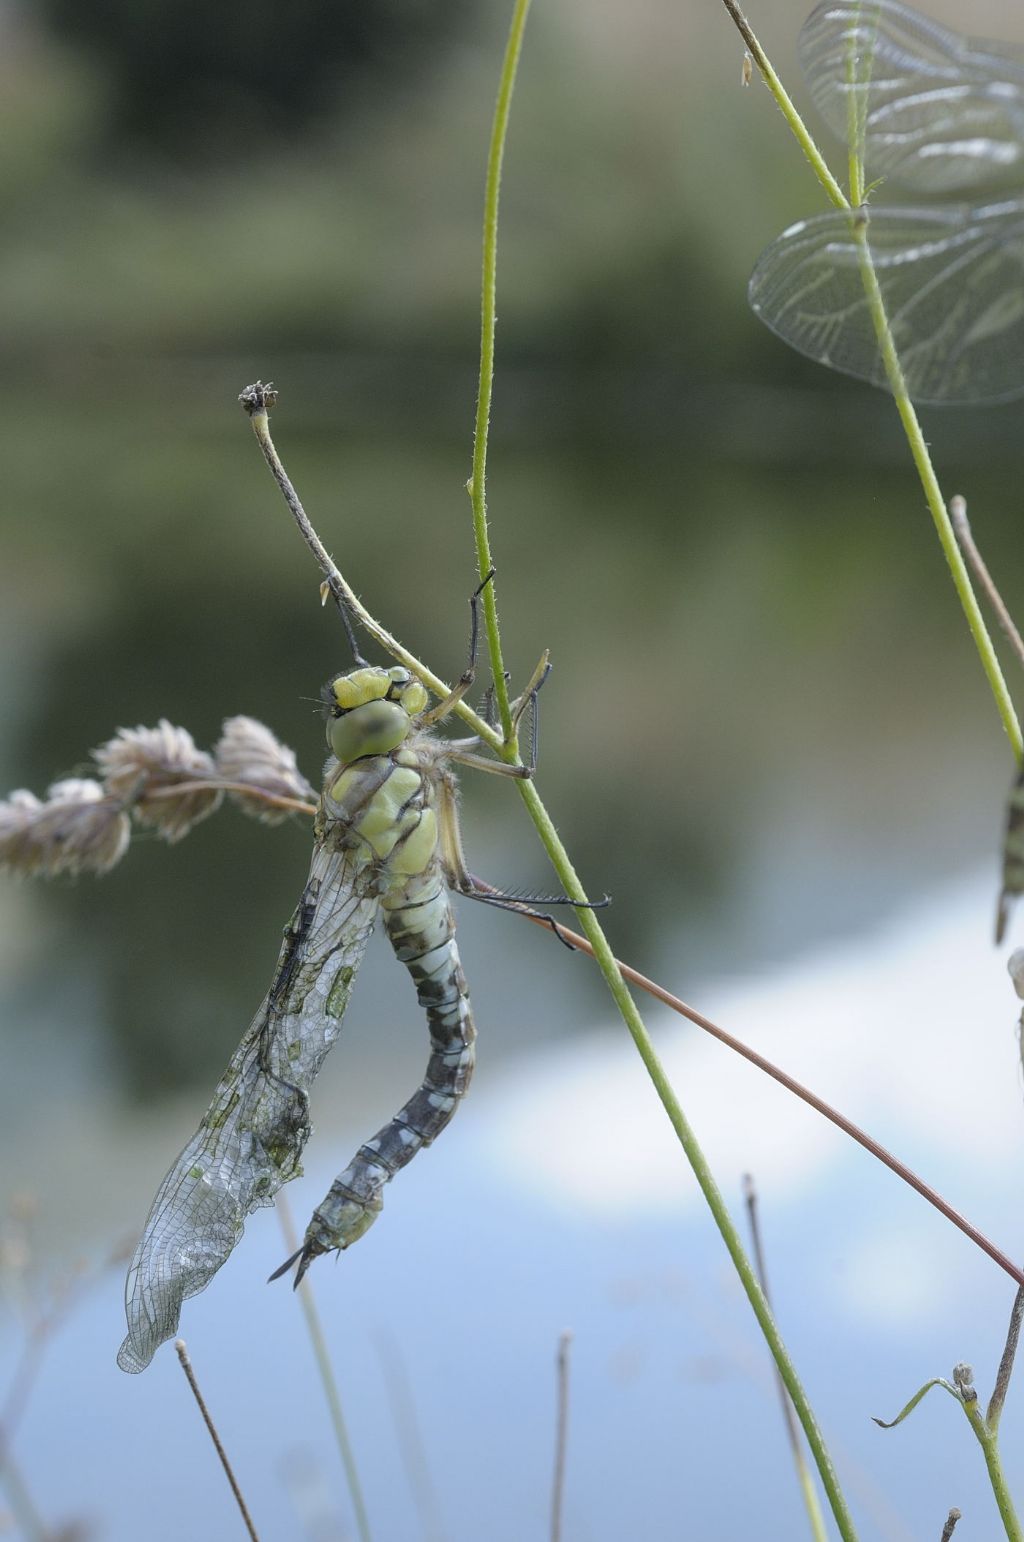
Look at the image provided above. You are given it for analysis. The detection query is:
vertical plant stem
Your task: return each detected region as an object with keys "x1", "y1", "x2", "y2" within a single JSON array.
[
  {"x1": 466, "y1": 8, "x2": 858, "y2": 1536},
  {"x1": 516, "y1": 780, "x2": 858, "y2": 1540},
  {"x1": 550, "y1": 1331, "x2": 572, "y2": 1542},
  {"x1": 468, "y1": 0, "x2": 532, "y2": 744},
  {"x1": 849, "y1": 226, "x2": 1022, "y2": 762},
  {"x1": 375, "y1": 1332, "x2": 447, "y2": 1542},
  {"x1": 961, "y1": 1396, "x2": 1024, "y2": 1541},
  {"x1": 277, "y1": 1194, "x2": 373, "y2": 1542},
  {"x1": 718, "y1": 1, "x2": 1024, "y2": 764}
]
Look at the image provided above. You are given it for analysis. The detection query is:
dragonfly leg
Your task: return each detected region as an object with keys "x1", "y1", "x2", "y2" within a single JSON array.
[
  {"x1": 434, "y1": 770, "x2": 604, "y2": 947},
  {"x1": 480, "y1": 671, "x2": 511, "y2": 730},
  {"x1": 419, "y1": 570, "x2": 495, "y2": 727},
  {"x1": 508, "y1": 652, "x2": 551, "y2": 771},
  {"x1": 443, "y1": 747, "x2": 531, "y2": 779}
]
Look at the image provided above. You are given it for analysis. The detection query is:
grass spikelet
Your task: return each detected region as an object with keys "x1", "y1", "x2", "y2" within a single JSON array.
[
  {"x1": 94, "y1": 720, "x2": 222, "y2": 841},
  {"x1": 214, "y1": 716, "x2": 314, "y2": 823},
  {"x1": 0, "y1": 779, "x2": 131, "y2": 877}
]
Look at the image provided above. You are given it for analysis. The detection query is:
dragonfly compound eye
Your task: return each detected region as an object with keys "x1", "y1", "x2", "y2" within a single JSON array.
[{"x1": 328, "y1": 699, "x2": 413, "y2": 763}]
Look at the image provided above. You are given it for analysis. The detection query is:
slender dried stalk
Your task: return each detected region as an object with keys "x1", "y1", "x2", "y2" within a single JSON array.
[
  {"x1": 276, "y1": 1193, "x2": 372, "y2": 1542},
  {"x1": 507, "y1": 903, "x2": 1024, "y2": 1290},
  {"x1": 375, "y1": 1331, "x2": 447, "y2": 1542},
  {"x1": 743, "y1": 1176, "x2": 827, "y2": 1542},
  {"x1": 175, "y1": 1340, "x2": 259, "y2": 1542},
  {"x1": 987, "y1": 1287, "x2": 1024, "y2": 1432},
  {"x1": 950, "y1": 497, "x2": 1024, "y2": 674},
  {"x1": 550, "y1": 1331, "x2": 572, "y2": 1542}
]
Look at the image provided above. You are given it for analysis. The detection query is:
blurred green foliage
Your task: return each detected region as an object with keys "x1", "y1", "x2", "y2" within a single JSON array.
[{"x1": 34, "y1": 0, "x2": 474, "y2": 156}]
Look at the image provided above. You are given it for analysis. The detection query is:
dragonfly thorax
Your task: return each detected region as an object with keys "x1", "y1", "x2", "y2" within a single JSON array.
[{"x1": 323, "y1": 665, "x2": 429, "y2": 765}]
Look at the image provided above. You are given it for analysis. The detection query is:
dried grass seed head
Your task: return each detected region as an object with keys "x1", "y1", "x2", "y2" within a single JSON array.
[
  {"x1": 0, "y1": 779, "x2": 131, "y2": 877},
  {"x1": 94, "y1": 721, "x2": 222, "y2": 842},
  {"x1": 214, "y1": 715, "x2": 314, "y2": 823}
]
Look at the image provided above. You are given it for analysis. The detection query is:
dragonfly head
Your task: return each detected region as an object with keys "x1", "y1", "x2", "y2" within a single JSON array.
[{"x1": 322, "y1": 665, "x2": 429, "y2": 764}]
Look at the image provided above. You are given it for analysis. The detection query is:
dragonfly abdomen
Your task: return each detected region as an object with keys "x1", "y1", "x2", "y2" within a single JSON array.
[
  {"x1": 298, "y1": 884, "x2": 475, "y2": 1264},
  {"x1": 288, "y1": 734, "x2": 476, "y2": 1271}
]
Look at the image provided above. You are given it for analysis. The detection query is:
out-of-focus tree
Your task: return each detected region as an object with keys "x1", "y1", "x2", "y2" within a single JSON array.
[{"x1": 34, "y1": 0, "x2": 475, "y2": 157}]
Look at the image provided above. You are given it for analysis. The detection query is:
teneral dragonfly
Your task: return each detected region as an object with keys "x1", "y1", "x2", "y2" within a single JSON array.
[
  {"x1": 748, "y1": 0, "x2": 1024, "y2": 404},
  {"x1": 118, "y1": 661, "x2": 531, "y2": 1373}
]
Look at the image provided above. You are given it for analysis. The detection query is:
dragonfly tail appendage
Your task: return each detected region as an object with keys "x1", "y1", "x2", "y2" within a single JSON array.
[{"x1": 272, "y1": 889, "x2": 476, "y2": 1283}]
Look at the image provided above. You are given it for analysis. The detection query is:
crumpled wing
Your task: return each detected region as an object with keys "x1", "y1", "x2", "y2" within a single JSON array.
[
  {"x1": 117, "y1": 838, "x2": 378, "y2": 1373},
  {"x1": 800, "y1": 0, "x2": 1024, "y2": 195},
  {"x1": 748, "y1": 199, "x2": 1024, "y2": 404}
]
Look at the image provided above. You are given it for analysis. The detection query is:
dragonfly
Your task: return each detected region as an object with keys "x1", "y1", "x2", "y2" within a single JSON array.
[
  {"x1": 747, "y1": 0, "x2": 1024, "y2": 404},
  {"x1": 118, "y1": 626, "x2": 559, "y2": 1374}
]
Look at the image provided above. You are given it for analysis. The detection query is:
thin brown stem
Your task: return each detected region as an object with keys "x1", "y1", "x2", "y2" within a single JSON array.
[
  {"x1": 239, "y1": 382, "x2": 366, "y2": 666},
  {"x1": 511, "y1": 908, "x2": 1024, "y2": 1290},
  {"x1": 550, "y1": 1331, "x2": 572, "y2": 1542},
  {"x1": 987, "y1": 1286, "x2": 1024, "y2": 1431},
  {"x1": 175, "y1": 1339, "x2": 259, "y2": 1542},
  {"x1": 238, "y1": 384, "x2": 499, "y2": 748},
  {"x1": 718, "y1": 0, "x2": 846, "y2": 207},
  {"x1": 718, "y1": 0, "x2": 771, "y2": 81},
  {"x1": 950, "y1": 497, "x2": 1024, "y2": 673},
  {"x1": 142, "y1": 780, "x2": 317, "y2": 817},
  {"x1": 941, "y1": 1510, "x2": 962, "y2": 1541}
]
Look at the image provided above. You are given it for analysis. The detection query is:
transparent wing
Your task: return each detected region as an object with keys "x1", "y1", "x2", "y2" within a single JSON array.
[
  {"x1": 748, "y1": 199, "x2": 1024, "y2": 404},
  {"x1": 117, "y1": 838, "x2": 378, "y2": 1373},
  {"x1": 800, "y1": 0, "x2": 1024, "y2": 194}
]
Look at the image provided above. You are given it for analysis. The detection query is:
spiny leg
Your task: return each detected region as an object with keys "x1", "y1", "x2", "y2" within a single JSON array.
[
  {"x1": 509, "y1": 652, "x2": 551, "y2": 771},
  {"x1": 419, "y1": 570, "x2": 495, "y2": 727},
  {"x1": 320, "y1": 574, "x2": 368, "y2": 669},
  {"x1": 433, "y1": 771, "x2": 607, "y2": 950},
  {"x1": 480, "y1": 671, "x2": 510, "y2": 731},
  {"x1": 458, "y1": 873, "x2": 612, "y2": 951},
  {"x1": 450, "y1": 651, "x2": 549, "y2": 775}
]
